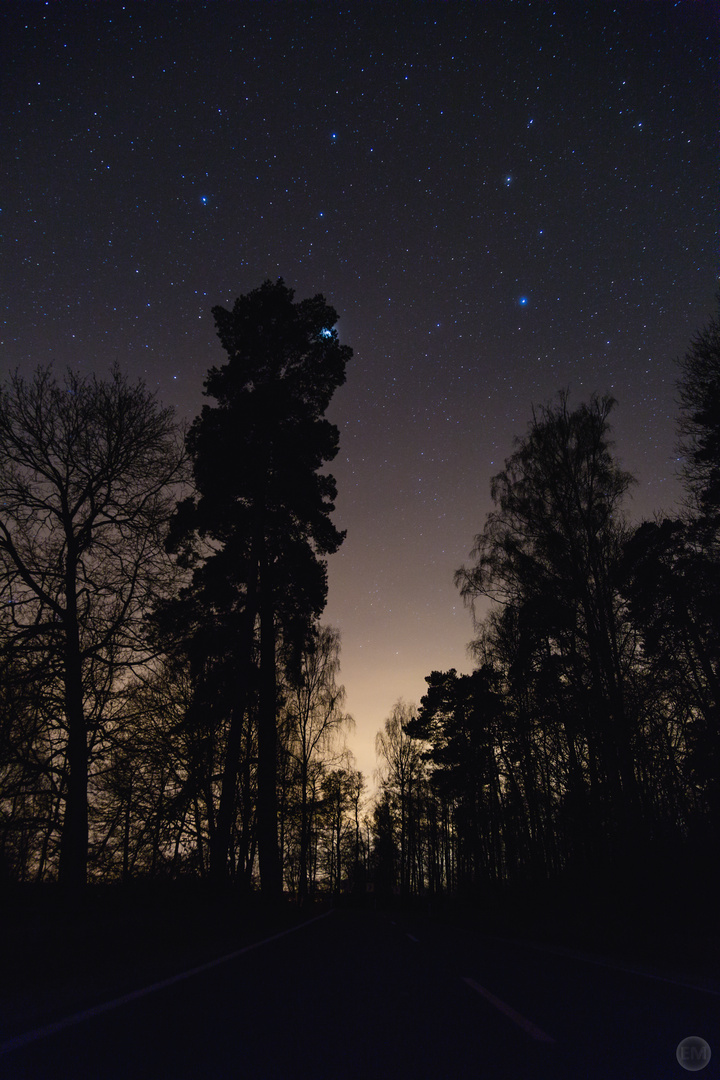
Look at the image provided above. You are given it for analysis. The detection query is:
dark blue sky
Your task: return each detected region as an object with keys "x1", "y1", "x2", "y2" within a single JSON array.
[{"x1": 2, "y1": 1, "x2": 717, "y2": 777}]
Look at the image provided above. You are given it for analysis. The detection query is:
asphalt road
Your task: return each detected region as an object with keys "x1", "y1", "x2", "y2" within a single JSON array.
[{"x1": 2, "y1": 906, "x2": 718, "y2": 1079}]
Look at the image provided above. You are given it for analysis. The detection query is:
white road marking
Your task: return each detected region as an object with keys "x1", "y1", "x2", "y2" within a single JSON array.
[
  {"x1": 518, "y1": 937, "x2": 720, "y2": 993},
  {"x1": 463, "y1": 976, "x2": 555, "y2": 1045},
  {"x1": 0, "y1": 909, "x2": 334, "y2": 1055},
  {"x1": 494, "y1": 934, "x2": 720, "y2": 998}
]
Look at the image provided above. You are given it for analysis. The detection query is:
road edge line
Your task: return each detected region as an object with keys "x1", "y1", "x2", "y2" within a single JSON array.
[
  {"x1": 0, "y1": 909, "x2": 334, "y2": 1056},
  {"x1": 462, "y1": 976, "x2": 556, "y2": 1045}
]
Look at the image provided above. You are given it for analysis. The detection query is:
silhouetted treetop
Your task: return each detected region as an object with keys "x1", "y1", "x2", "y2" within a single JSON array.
[
  {"x1": 455, "y1": 391, "x2": 634, "y2": 613},
  {"x1": 186, "y1": 279, "x2": 350, "y2": 561},
  {"x1": 209, "y1": 279, "x2": 347, "y2": 412},
  {"x1": 678, "y1": 298, "x2": 720, "y2": 522}
]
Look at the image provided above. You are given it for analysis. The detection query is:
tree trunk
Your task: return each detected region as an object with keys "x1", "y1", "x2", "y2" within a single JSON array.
[
  {"x1": 37, "y1": 771, "x2": 66, "y2": 882},
  {"x1": 235, "y1": 715, "x2": 255, "y2": 891},
  {"x1": 58, "y1": 598, "x2": 88, "y2": 892},
  {"x1": 298, "y1": 756, "x2": 309, "y2": 905},
  {"x1": 122, "y1": 783, "x2": 132, "y2": 883},
  {"x1": 210, "y1": 553, "x2": 258, "y2": 884},
  {"x1": 257, "y1": 542, "x2": 282, "y2": 899},
  {"x1": 210, "y1": 696, "x2": 248, "y2": 884},
  {"x1": 193, "y1": 795, "x2": 206, "y2": 876}
]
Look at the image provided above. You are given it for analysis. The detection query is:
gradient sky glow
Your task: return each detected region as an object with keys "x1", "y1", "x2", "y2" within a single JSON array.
[{"x1": 2, "y1": 1, "x2": 717, "y2": 781}]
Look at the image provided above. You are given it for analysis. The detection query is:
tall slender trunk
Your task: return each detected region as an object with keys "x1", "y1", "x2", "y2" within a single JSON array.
[
  {"x1": 235, "y1": 714, "x2": 255, "y2": 890},
  {"x1": 210, "y1": 695, "x2": 248, "y2": 884},
  {"x1": 333, "y1": 795, "x2": 343, "y2": 894},
  {"x1": 37, "y1": 770, "x2": 66, "y2": 882},
  {"x1": 257, "y1": 538, "x2": 282, "y2": 898},
  {"x1": 193, "y1": 794, "x2": 206, "y2": 875},
  {"x1": 150, "y1": 775, "x2": 164, "y2": 877},
  {"x1": 122, "y1": 781, "x2": 132, "y2": 883},
  {"x1": 171, "y1": 802, "x2": 188, "y2": 874},
  {"x1": 298, "y1": 755, "x2": 309, "y2": 904},
  {"x1": 58, "y1": 580, "x2": 88, "y2": 892},
  {"x1": 584, "y1": 563, "x2": 640, "y2": 832},
  {"x1": 210, "y1": 554, "x2": 258, "y2": 884}
]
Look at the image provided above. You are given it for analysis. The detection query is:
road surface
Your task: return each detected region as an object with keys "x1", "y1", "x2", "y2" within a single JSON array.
[{"x1": 2, "y1": 906, "x2": 717, "y2": 1078}]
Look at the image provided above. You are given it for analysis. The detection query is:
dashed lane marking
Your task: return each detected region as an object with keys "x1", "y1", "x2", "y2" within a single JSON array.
[{"x1": 463, "y1": 976, "x2": 556, "y2": 1045}]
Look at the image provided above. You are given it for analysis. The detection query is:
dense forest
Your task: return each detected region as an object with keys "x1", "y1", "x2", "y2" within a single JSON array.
[
  {"x1": 1, "y1": 281, "x2": 719, "y2": 922},
  {"x1": 374, "y1": 308, "x2": 720, "y2": 918}
]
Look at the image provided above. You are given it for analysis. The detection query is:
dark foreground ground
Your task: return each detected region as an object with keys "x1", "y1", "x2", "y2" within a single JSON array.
[
  {"x1": 1, "y1": 881, "x2": 718, "y2": 1079},
  {"x1": 0, "y1": 882, "x2": 316, "y2": 1038}
]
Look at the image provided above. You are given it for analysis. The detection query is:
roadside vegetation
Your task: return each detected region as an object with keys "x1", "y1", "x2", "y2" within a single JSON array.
[{"x1": 1, "y1": 285, "x2": 718, "y2": 974}]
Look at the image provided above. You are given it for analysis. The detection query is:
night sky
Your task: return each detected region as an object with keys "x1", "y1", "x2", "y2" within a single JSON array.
[{"x1": 3, "y1": 1, "x2": 717, "y2": 781}]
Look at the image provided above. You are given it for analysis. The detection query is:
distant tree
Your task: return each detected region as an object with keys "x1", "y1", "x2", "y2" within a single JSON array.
[
  {"x1": 410, "y1": 668, "x2": 507, "y2": 889},
  {"x1": 173, "y1": 279, "x2": 351, "y2": 895},
  {"x1": 319, "y1": 761, "x2": 360, "y2": 895},
  {"x1": 371, "y1": 791, "x2": 397, "y2": 899},
  {"x1": 0, "y1": 365, "x2": 186, "y2": 889},
  {"x1": 284, "y1": 624, "x2": 352, "y2": 903},
  {"x1": 375, "y1": 701, "x2": 425, "y2": 898},
  {"x1": 346, "y1": 766, "x2": 367, "y2": 893}
]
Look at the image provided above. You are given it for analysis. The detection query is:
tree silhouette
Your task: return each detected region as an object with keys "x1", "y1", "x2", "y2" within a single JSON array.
[
  {"x1": 622, "y1": 518, "x2": 720, "y2": 824},
  {"x1": 409, "y1": 668, "x2": 507, "y2": 890},
  {"x1": 376, "y1": 701, "x2": 425, "y2": 899},
  {"x1": 284, "y1": 624, "x2": 352, "y2": 903},
  {"x1": 622, "y1": 304, "x2": 720, "y2": 834},
  {"x1": 456, "y1": 393, "x2": 640, "y2": 852},
  {"x1": 370, "y1": 373, "x2": 720, "y2": 910},
  {"x1": 320, "y1": 761, "x2": 362, "y2": 896},
  {"x1": 174, "y1": 279, "x2": 351, "y2": 895},
  {"x1": 0, "y1": 365, "x2": 186, "y2": 890},
  {"x1": 0, "y1": 640, "x2": 58, "y2": 881},
  {"x1": 678, "y1": 298, "x2": 720, "y2": 524}
]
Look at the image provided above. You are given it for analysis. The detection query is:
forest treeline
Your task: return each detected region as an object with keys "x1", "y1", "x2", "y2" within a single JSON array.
[
  {"x1": 0, "y1": 280, "x2": 363, "y2": 898},
  {"x1": 1, "y1": 280, "x2": 718, "y2": 911},
  {"x1": 373, "y1": 312, "x2": 720, "y2": 907}
]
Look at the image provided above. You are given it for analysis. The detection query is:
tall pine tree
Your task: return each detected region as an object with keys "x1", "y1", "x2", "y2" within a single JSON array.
[{"x1": 175, "y1": 280, "x2": 351, "y2": 894}]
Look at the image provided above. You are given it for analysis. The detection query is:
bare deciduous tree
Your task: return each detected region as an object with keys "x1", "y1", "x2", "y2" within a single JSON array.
[
  {"x1": 284, "y1": 624, "x2": 352, "y2": 902},
  {"x1": 376, "y1": 700, "x2": 425, "y2": 898},
  {"x1": 0, "y1": 365, "x2": 186, "y2": 889}
]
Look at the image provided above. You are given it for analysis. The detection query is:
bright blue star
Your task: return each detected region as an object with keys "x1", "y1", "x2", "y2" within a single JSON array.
[
  {"x1": 200, "y1": 196, "x2": 208, "y2": 205},
  {"x1": 519, "y1": 296, "x2": 528, "y2": 306}
]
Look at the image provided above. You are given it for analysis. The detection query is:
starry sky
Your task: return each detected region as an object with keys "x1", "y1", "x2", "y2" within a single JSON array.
[{"x1": 2, "y1": 1, "x2": 718, "y2": 783}]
